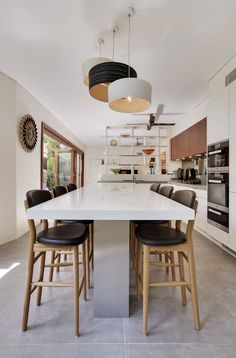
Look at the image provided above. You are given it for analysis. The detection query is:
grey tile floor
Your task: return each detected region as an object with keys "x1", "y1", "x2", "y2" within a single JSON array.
[{"x1": 0, "y1": 229, "x2": 236, "y2": 357}]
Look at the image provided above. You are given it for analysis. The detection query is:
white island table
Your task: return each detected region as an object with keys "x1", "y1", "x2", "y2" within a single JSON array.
[{"x1": 27, "y1": 183, "x2": 195, "y2": 318}]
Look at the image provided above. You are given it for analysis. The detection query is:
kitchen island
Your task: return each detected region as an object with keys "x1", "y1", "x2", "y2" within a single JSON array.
[{"x1": 27, "y1": 183, "x2": 195, "y2": 318}]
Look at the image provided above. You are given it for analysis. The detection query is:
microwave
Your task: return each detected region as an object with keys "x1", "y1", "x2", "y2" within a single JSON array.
[{"x1": 208, "y1": 140, "x2": 229, "y2": 171}]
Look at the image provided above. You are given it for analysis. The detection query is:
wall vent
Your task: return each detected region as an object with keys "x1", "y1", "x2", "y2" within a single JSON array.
[{"x1": 225, "y1": 68, "x2": 236, "y2": 86}]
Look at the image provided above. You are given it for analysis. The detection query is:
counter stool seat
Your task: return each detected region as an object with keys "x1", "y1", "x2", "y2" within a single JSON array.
[
  {"x1": 133, "y1": 220, "x2": 167, "y2": 225},
  {"x1": 136, "y1": 224, "x2": 186, "y2": 247},
  {"x1": 59, "y1": 219, "x2": 94, "y2": 225},
  {"x1": 37, "y1": 223, "x2": 88, "y2": 246}
]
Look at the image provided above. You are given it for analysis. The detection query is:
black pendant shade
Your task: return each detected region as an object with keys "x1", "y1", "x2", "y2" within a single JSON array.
[{"x1": 88, "y1": 61, "x2": 137, "y2": 102}]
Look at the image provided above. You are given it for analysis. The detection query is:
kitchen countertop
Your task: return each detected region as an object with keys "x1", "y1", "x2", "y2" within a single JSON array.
[
  {"x1": 170, "y1": 180, "x2": 207, "y2": 190},
  {"x1": 27, "y1": 182, "x2": 195, "y2": 221}
]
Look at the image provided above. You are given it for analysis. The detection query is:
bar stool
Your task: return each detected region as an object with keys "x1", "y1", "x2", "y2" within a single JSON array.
[
  {"x1": 67, "y1": 183, "x2": 77, "y2": 192},
  {"x1": 22, "y1": 190, "x2": 88, "y2": 336},
  {"x1": 135, "y1": 190, "x2": 200, "y2": 335},
  {"x1": 150, "y1": 183, "x2": 160, "y2": 193},
  {"x1": 52, "y1": 185, "x2": 94, "y2": 288},
  {"x1": 130, "y1": 185, "x2": 174, "y2": 271}
]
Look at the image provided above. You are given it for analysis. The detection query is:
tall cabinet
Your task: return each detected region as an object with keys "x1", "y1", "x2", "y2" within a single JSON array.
[
  {"x1": 207, "y1": 55, "x2": 236, "y2": 252},
  {"x1": 229, "y1": 79, "x2": 236, "y2": 252}
]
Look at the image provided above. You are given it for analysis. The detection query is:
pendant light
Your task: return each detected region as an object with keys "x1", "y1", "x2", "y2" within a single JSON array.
[
  {"x1": 82, "y1": 39, "x2": 112, "y2": 86},
  {"x1": 108, "y1": 8, "x2": 152, "y2": 113},
  {"x1": 89, "y1": 27, "x2": 137, "y2": 102}
]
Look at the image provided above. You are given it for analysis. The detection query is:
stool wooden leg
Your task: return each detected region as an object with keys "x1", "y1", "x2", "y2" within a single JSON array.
[
  {"x1": 170, "y1": 251, "x2": 176, "y2": 281},
  {"x1": 91, "y1": 222, "x2": 94, "y2": 270},
  {"x1": 49, "y1": 251, "x2": 55, "y2": 282},
  {"x1": 143, "y1": 245, "x2": 150, "y2": 336},
  {"x1": 165, "y1": 253, "x2": 169, "y2": 273},
  {"x1": 82, "y1": 241, "x2": 87, "y2": 301},
  {"x1": 188, "y1": 247, "x2": 200, "y2": 330},
  {"x1": 73, "y1": 246, "x2": 80, "y2": 337},
  {"x1": 135, "y1": 240, "x2": 140, "y2": 297},
  {"x1": 22, "y1": 243, "x2": 35, "y2": 331},
  {"x1": 37, "y1": 251, "x2": 46, "y2": 306},
  {"x1": 86, "y1": 236, "x2": 91, "y2": 289},
  {"x1": 56, "y1": 253, "x2": 61, "y2": 273},
  {"x1": 178, "y1": 252, "x2": 187, "y2": 305}
]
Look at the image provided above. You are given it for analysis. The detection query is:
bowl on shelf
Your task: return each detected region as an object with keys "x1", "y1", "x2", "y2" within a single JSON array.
[
  {"x1": 110, "y1": 168, "x2": 121, "y2": 174},
  {"x1": 121, "y1": 133, "x2": 130, "y2": 138},
  {"x1": 142, "y1": 149, "x2": 155, "y2": 155},
  {"x1": 110, "y1": 139, "x2": 118, "y2": 146}
]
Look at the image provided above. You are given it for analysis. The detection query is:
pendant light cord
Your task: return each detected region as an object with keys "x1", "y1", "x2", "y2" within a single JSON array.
[
  {"x1": 99, "y1": 42, "x2": 102, "y2": 57},
  {"x1": 112, "y1": 29, "x2": 115, "y2": 60},
  {"x1": 128, "y1": 13, "x2": 131, "y2": 78}
]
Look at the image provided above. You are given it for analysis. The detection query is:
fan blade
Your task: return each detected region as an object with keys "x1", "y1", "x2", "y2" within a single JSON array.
[
  {"x1": 153, "y1": 123, "x2": 175, "y2": 126},
  {"x1": 131, "y1": 113, "x2": 153, "y2": 116},
  {"x1": 159, "y1": 112, "x2": 186, "y2": 116}
]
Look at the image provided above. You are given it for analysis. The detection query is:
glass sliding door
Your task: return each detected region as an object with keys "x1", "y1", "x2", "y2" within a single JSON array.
[{"x1": 41, "y1": 124, "x2": 84, "y2": 190}]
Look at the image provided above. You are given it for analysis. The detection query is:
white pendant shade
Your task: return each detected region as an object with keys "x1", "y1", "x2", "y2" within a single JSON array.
[
  {"x1": 82, "y1": 57, "x2": 112, "y2": 85},
  {"x1": 108, "y1": 78, "x2": 152, "y2": 113}
]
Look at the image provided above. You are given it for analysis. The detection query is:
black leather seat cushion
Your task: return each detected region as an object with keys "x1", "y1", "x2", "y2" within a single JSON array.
[
  {"x1": 59, "y1": 219, "x2": 94, "y2": 225},
  {"x1": 37, "y1": 223, "x2": 88, "y2": 246},
  {"x1": 136, "y1": 224, "x2": 186, "y2": 246},
  {"x1": 133, "y1": 220, "x2": 167, "y2": 225}
]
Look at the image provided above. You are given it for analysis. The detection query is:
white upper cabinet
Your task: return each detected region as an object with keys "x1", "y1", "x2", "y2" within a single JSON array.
[
  {"x1": 208, "y1": 69, "x2": 229, "y2": 145},
  {"x1": 229, "y1": 192, "x2": 236, "y2": 252},
  {"x1": 208, "y1": 56, "x2": 236, "y2": 146},
  {"x1": 229, "y1": 79, "x2": 236, "y2": 193}
]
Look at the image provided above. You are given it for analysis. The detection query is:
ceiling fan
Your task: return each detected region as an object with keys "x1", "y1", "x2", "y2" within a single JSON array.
[{"x1": 127, "y1": 104, "x2": 185, "y2": 130}]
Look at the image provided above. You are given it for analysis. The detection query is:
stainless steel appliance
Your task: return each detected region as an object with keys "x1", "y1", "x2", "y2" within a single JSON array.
[
  {"x1": 208, "y1": 140, "x2": 229, "y2": 171},
  {"x1": 207, "y1": 140, "x2": 229, "y2": 232}
]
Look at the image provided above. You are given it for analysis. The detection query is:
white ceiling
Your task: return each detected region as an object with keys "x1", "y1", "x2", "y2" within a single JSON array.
[{"x1": 0, "y1": 0, "x2": 236, "y2": 145}]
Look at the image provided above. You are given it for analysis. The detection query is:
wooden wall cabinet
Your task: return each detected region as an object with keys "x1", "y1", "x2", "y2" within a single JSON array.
[{"x1": 171, "y1": 118, "x2": 206, "y2": 160}]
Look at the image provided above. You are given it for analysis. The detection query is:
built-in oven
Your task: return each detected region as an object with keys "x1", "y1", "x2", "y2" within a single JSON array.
[
  {"x1": 207, "y1": 164, "x2": 229, "y2": 233},
  {"x1": 208, "y1": 172, "x2": 229, "y2": 210},
  {"x1": 207, "y1": 207, "x2": 229, "y2": 232},
  {"x1": 208, "y1": 140, "x2": 229, "y2": 171}
]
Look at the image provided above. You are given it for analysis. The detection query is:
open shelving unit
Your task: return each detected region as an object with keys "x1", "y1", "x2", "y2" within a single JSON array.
[{"x1": 102, "y1": 126, "x2": 170, "y2": 175}]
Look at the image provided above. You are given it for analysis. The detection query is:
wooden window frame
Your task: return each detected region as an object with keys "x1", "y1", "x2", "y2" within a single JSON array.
[{"x1": 40, "y1": 122, "x2": 84, "y2": 188}]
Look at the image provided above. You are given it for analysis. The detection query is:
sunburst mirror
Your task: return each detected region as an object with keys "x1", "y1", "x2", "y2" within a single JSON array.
[{"x1": 19, "y1": 114, "x2": 38, "y2": 152}]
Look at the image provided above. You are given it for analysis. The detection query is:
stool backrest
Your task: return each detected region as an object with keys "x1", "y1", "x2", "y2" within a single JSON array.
[
  {"x1": 172, "y1": 190, "x2": 196, "y2": 209},
  {"x1": 25, "y1": 190, "x2": 52, "y2": 241},
  {"x1": 172, "y1": 190, "x2": 198, "y2": 236},
  {"x1": 26, "y1": 189, "x2": 52, "y2": 208},
  {"x1": 150, "y1": 183, "x2": 160, "y2": 193},
  {"x1": 67, "y1": 183, "x2": 77, "y2": 192},
  {"x1": 159, "y1": 185, "x2": 174, "y2": 198},
  {"x1": 52, "y1": 185, "x2": 67, "y2": 198}
]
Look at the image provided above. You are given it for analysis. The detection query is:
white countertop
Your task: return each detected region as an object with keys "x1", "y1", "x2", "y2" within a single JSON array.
[{"x1": 27, "y1": 183, "x2": 195, "y2": 221}]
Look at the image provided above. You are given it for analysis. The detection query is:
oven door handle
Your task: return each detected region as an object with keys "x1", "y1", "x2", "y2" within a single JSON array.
[
  {"x1": 208, "y1": 208, "x2": 222, "y2": 216},
  {"x1": 208, "y1": 179, "x2": 223, "y2": 183},
  {"x1": 208, "y1": 149, "x2": 222, "y2": 155}
]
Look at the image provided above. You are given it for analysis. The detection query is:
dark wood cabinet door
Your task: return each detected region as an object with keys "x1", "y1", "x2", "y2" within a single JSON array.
[
  {"x1": 181, "y1": 129, "x2": 190, "y2": 159},
  {"x1": 171, "y1": 136, "x2": 177, "y2": 160},
  {"x1": 189, "y1": 124, "x2": 199, "y2": 155},
  {"x1": 198, "y1": 118, "x2": 207, "y2": 153}
]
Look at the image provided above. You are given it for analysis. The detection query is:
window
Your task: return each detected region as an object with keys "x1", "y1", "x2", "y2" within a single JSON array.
[{"x1": 41, "y1": 123, "x2": 84, "y2": 190}]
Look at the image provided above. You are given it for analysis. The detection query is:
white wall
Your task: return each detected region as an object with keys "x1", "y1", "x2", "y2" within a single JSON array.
[
  {"x1": 170, "y1": 98, "x2": 209, "y2": 138},
  {"x1": 0, "y1": 71, "x2": 86, "y2": 244},
  {"x1": 0, "y1": 72, "x2": 16, "y2": 245},
  {"x1": 84, "y1": 146, "x2": 104, "y2": 185}
]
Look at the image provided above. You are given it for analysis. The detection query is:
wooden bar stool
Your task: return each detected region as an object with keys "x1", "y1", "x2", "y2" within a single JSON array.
[
  {"x1": 130, "y1": 185, "x2": 174, "y2": 272},
  {"x1": 135, "y1": 190, "x2": 200, "y2": 336},
  {"x1": 52, "y1": 185, "x2": 94, "y2": 288},
  {"x1": 22, "y1": 190, "x2": 88, "y2": 336}
]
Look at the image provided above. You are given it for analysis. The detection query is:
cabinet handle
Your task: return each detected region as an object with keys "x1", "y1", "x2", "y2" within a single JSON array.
[
  {"x1": 208, "y1": 179, "x2": 223, "y2": 183},
  {"x1": 208, "y1": 208, "x2": 222, "y2": 216},
  {"x1": 208, "y1": 149, "x2": 222, "y2": 155}
]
